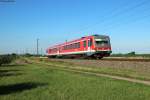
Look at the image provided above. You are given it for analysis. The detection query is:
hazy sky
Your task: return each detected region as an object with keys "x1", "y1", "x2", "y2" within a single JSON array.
[{"x1": 0, "y1": 0, "x2": 150, "y2": 54}]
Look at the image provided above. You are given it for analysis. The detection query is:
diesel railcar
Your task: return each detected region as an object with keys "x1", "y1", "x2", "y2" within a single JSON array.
[{"x1": 46, "y1": 34, "x2": 112, "y2": 59}]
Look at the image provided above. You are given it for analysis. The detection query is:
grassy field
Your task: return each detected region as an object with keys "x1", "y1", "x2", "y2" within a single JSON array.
[
  {"x1": 35, "y1": 58, "x2": 150, "y2": 81},
  {"x1": 0, "y1": 60, "x2": 150, "y2": 100}
]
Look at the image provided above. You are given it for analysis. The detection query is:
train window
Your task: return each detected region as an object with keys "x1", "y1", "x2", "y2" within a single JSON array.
[
  {"x1": 66, "y1": 45, "x2": 69, "y2": 49},
  {"x1": 83, "y1": 41, "x2": 86, "y2": 47},
  {"x1": 68, "y1": 45, "x2": 70, "y2": 49},
  {"x1": 54, "y1": 48, "x2": 57, "y2": 51},
  {"x1": 66, "y1": 45, "x2": 68, "y2": 49},
  {"x1": 75, "y1": 43, "x2": 78, "y2": 48},
  {"x1": 73, "y1": 43, "x2": 76, "y2": 49},
  {"x1": 96, "y1": 40, "x2": 108, "y2": 45},
  {"x1": 88, "y1": 40, "x2": 90, "y2": 47},
  {"x1": 79, "y1": 43, "x2": 80, "y2": 48},
  {"x1": 68, "y1": 44, "x2": 71, "y2": 49},
  {"x1": 64, "y1": 46, "x2": 67, "y2": 50},
  {"x1": 52, "y1": 48, "x2": 57, "y2": 52},
  {"x1": 74, "y1": 43, "x2": 76, "y2": 48},
  {"x1": 90, "y1": 39, "x2": 92, "y2": 46},
  {"x1": 70, "y1": 44, "x2": 72, "y2": 49},
  {"x1": 77, "y1": 42, "x2": 80, "y2": 48},
  {"x1": 72, "y1": 44, "x2": 74, "y2": 49},
  {"x1": 70, "y1": 44, "x2": 73, "y2": 49},
  {"x1": 49, "y1": 49, "x2": 51, "y2": 53}
]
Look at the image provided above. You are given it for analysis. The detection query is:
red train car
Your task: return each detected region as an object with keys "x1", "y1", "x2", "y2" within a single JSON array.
[{"x1": 46, "y1": 34, "x2": 112, "y2": 59}]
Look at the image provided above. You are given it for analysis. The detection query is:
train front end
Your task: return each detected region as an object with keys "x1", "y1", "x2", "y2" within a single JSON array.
[{"x1": 93, "y1": 35, "x2": 112, "y2": 58}]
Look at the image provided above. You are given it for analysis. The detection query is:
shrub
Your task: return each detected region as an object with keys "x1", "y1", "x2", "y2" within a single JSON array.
[
  {"x1": 127, "y1": 51, "x2": 136, "y2": 56},
  {"x1": 0, "y1": 54, "x2": 17, "y2": 66},
  {"x1": 24, "y1": 53, "x2": 33, "y2": 57},
  {"x1": 0, "y1": 56, "x2": 2, "y2": 66}
]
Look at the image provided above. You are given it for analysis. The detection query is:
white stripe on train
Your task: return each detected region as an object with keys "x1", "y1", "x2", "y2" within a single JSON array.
[{"x1": 47, "y1": 50, "x2": 110, "y2": 56}]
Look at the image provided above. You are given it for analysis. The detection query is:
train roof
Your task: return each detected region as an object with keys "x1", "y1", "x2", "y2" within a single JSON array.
[
  {"x1": 47, "y1": 34, "x2": 109, "y2": 49},
  {"x1": 92, "y1": 34, "x2": 109, "y2": 37}
]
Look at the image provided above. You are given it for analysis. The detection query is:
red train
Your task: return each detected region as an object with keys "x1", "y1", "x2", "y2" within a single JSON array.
[{"x1": 46, "y1": 34, "x2": 112, "y2": 59}]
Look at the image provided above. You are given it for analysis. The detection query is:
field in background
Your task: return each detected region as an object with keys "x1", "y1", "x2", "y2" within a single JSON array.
[{"x1": 0, "y1": 58, "x2": 150, "y2": 100}]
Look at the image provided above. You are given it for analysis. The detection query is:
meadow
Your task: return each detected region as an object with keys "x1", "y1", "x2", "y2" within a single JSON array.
[
  {"x1": 36, "y1": 58, "x2": 150, "y2": 81},
  {"x1": 0, "y1": 58, "x2": 150, "y2": 100}
]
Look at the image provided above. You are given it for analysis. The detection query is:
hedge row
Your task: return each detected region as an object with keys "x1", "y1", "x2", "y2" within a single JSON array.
[{"x1": 0, "y1": 54, "x2": 18, "y2": 66}]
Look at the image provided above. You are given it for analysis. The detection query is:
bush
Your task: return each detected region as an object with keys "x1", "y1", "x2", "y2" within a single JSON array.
[
  {"x1": 0, "y1": 54, "x2": 18, "y2": 66},
  {"x1": 127, "y1": 51, "x2": 136, "y2": 56},
  {"x1": 0, "y1": 57, "x2": 2, "y2": 66},
  {"x1": 24, "y1": 53, "x2": 33, "y2": 57}
]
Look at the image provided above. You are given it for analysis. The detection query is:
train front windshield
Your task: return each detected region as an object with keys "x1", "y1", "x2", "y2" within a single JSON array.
[{"x1": 95, "y1": 39, "x2": 109, "y2": 46}]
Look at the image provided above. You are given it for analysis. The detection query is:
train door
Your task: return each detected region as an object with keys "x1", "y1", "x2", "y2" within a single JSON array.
[
  {"x1": 88, "y1": 39, "x2": 90, "y2": 52},
  {"x1": 88, "y1": 38, "x2": 92, "y2": 52},
  {"x1": 83, "y1": 40, "x2": 87, "y2": 51}
]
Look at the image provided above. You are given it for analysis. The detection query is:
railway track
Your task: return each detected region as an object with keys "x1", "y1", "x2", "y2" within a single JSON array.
[{"x1": 102, "y1": 57, "x2": 150, "y2": 62}]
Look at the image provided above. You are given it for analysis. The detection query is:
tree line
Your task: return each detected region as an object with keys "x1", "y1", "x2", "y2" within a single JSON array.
[{"x1": 111, "y1": 51, "x2": 150, "y2": 57}]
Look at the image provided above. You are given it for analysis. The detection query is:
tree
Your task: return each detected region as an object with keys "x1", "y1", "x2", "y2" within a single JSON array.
[
  {"x1": 0, "y1": 56, "x2": 2, "y2": 66},
  {"x1": 127, "y1": 51, "x2": 136, "y2": 56},
  {"x1": 0, "y1": 55, "x2": 14, "y2": 66}
]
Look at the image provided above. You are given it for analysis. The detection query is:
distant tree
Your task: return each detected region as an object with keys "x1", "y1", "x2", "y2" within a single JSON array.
[
  {"x1": 111, "y1": 53, "x2": 124, "y2": 57},
  {"x1": 0, "y1": 54, "x2": 18, "y2": 66},
  {"x1": 0, "y1": 56, "x2": 2, "y2": 66},
  {"x1": 24, "y1": 53, "x2": 33, "y2": 57},
  {"x1": 127, "y1": 51, "x2": 136, "y2": 56},
  {"x1": 0, "y1": 55, "x2": 12, "y2": 66}
]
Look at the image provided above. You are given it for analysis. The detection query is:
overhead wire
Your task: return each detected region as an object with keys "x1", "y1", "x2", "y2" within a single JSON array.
[
  {"x1": 73, "y1": 0, "x2": 150, "y2": 34},
  {"x1": 102, "y1": 3, "x2": 150, "y2": 32}
]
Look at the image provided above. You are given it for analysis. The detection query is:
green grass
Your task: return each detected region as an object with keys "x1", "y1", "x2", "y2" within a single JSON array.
[
  {"x1": 36, "y1": 59, "x2": 150, "y2": 81},
  {"x1": 1, "y1": 63, "x2": 150, "y2": 100}
]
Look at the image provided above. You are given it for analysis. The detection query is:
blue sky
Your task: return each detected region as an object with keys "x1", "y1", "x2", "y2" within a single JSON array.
[{"x1": 0, "y1": 0, "x2": 150, "y2": 54}]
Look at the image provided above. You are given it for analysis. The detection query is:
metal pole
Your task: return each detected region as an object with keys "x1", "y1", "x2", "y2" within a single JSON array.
[
  {"x1": 41, "y1": 48, "x2": 42, "y2": 56},
  {"x1": 37, "y1": 38, "x2": 39, "y2": 56}
]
